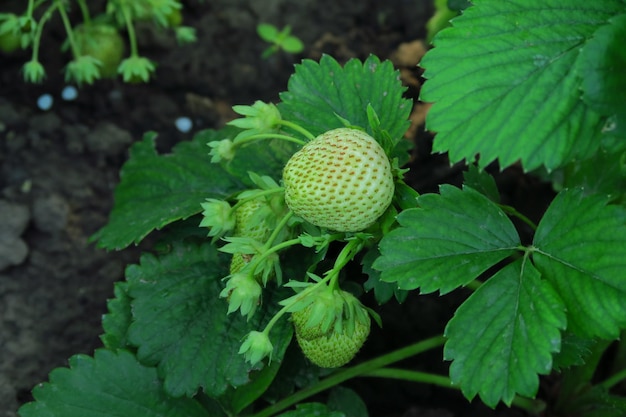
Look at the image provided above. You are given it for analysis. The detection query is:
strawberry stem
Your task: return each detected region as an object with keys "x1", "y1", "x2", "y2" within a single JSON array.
[
  {"x1": 250, "y1": 335, "x2": 447, "y2": 417},
  {"x1": 234, "y1": 133, "x2": 307, "y2": 147},
  {"x1": 278, "y1": 120, "x2": 316, "y2": 141}
]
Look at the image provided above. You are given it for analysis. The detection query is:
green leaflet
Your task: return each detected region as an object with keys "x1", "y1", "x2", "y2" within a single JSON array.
[
  {"x1": 18, "y1": 349, "x2": 211, "y2": 417},
  {"x1": 444, "y1": 258, "x2": 566, "y2": 407},
  {"x1": 91, "y1": 130, "x2": 244, "y2": 250},
  {"x1": 420, "y1": 0, "x2": 624, "y2": 171},
  {"x1": 327, "y1": 386, "x2": 369, "y2": 417},
  {"x1": 100, "y1": 281, "x2": 132, "y2": 351},
  {"x1": 278, "y1": 54, "x2": 411, "y2": 146},
  {"x1": 125, "y1": 242, "x2": 293, "y2": 399},
  {"x1": 576, "y1": 12, "x2": 626, "y2": 138},
  {"x1": 532, "y1": 189, "x2": 626, "y2": 339},
  {"x1": 374, "y1": 185, "x2": 520, "y2": 294}
]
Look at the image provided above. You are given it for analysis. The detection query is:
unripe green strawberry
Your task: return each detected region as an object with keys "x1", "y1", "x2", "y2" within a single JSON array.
[
  {"x1": 230, "y1": 199, "x2": 273, "y2": 282},
  {"x1": 296, "y1": 314, "x2": 370, "y2": 368},
  {"x1": 74, "y1": 24, "x2": 125, "y2": 78},
  {"x1": 234, "y1": 199, "x2": 271, "y2": 242},
  {"x1": 283, "y1": 128, "x2": 394, "y2": 232}
]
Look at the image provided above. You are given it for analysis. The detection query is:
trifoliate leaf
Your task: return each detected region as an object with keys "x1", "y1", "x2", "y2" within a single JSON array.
[
  {"x1": 279, "y1": 55, "x2": 411, "y2": 146},
  {"x1": 532, "y1": 188, "x2": 626, "y2": 339},
  {"x1": 576, "y1": 13, "x2": 626, "y2": 133},
  {"x1": 444, "y1": 259, "x2": 566, "y2": 407},
  {"x1": 420, "y1": 0, "x2": 625, "y2": 171},
  {"x1": 18, "y1": 349, "x2": 210, "y2": 417},
  {"x1": 277, "y1": 403, "x2": 346, "y2": 417},
  {"x1": 374, "y1": 185, "x2": 520, "y2": 294},
  {"x1": 125, "y1": 242, "x2": 293, "y2": 398},
  {"x1": 92, "y1": 130, "x2": 243, "y2": 250},
  {"x1": 100, "y1": 281, "x2": 132, "y2": 350}
]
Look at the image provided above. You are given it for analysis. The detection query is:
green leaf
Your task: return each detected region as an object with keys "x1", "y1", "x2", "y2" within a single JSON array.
[
  {"x1": 549, "y1": 149, "x2": 626, "y2": 202},
  {"x1": 278, "y1": 55, "x2": 411, "y2": 145},
  {"x1": 420, "y1": 0, "x2": 624, "y2": 171},
  {"x1": 125, "y1": 242, "x2": 293, "y2": 398},
  {"x1": 100, "y1": 281, "x2": 132, "y2": 350},
  {"x1": 92, "y1": 130, "x2": 243, "y2": 250},
  {"x1": 374, "y1": 185, "x2": 520, "y2": 294},
  {"x1": 362, "y1": 246, "x2": 407, "y2": 304},
  {"x1": 257, "y1": 23, "x2": 279, "y2": 42},
  {"x1": 327, "y1": 387, "x2": 369, "y2": 417},
  {"x1": 567, "y1": 386, "x2": 626, "y2": 417},
  {"x1": 18, "y1": 349, "x2": 210, "y2": 417},
  {"x1": 444, "y1": 258, "x2": 566, "y2": 407},
  {"x1": 277, "y1": 403, "x2": 346, "y2": 417},
  {"x1": 576, "y1": 13, "x2": 626, "y2": 132},
  {"x1": 221, "y1": 133, "x2": 299, "y2": 187},
  {"x1": 219, "y1": 359, "x2": 284, "y2": 414},
  {"x1": 551, "y1": 332, "x2": 595, "y2": 371},
  {"x1": 462, "y1": 164, "x2": 500, "y2": 202},
  {"x1": 532, "y1": 188, "x2": 626, "y2": 339}
]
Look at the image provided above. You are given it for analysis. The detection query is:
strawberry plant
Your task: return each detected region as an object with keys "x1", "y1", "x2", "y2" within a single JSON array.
[
  {"x1": 0, "y1": 0, "x2": 196, "y2": 84},
  {"x1": 17, "y1": 0, "x2": 626, "y2": 416}
]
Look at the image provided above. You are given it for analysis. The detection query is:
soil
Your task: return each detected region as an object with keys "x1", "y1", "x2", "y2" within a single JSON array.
[{"x1": 0, "y1": 1, "x2": 554, "y2": 416}]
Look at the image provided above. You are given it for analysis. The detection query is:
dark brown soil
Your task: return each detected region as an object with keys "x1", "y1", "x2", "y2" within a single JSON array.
[{"x1": 0, "y1": 1, "x2": 548, "y2": 416}]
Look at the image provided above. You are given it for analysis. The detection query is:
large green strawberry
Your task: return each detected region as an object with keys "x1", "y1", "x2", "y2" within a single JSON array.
[
  {"x1": 296, "y1": 313, "x2": 371, "y2": 368},
  {"x1": 282, "y1": 128, "x2": 394, "y2": 232},
  {"x1": 74, "y1": 23, "x2": 125, "y2": 78}
]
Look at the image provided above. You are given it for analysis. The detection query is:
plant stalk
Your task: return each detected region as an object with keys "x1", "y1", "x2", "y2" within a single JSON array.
[{"x1": 251, "y1": 335, "x2": 447, "y2": 417}]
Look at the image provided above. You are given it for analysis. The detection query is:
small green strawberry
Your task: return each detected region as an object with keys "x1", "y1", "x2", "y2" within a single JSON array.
[
  {"x1": 74, "y1": 23, "x2": 125, "y2": 78},
  {"x1": 296, "y1": 313, "x2": 371, "y2": 368},
  {"x1": 229, "y1": 199, "x2": 273, "y2": 280},
  {"x1": 234, "y1": 199, "x2": 272, "y2": 242},
  {"x1": 283, "y1": 128, "x2": 394, "y2": 232}
]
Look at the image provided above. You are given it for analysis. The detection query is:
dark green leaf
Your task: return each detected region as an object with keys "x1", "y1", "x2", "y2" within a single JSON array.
[
  {"x1": 421, "y1": 0, "x2": 624, "y2": 171},
  {"x1": 532, "y1": 189, "x2": 626, "y2": 339},
  {"x1": 222, "y1": 132, "x2": 299, "y2": 187},
  {"x1": 126, "y1": 242, "x2": 293, "y2": 398},
  {"x1": 92, "y1": 131, "x2": 243, "y2": 250},
  {"x1": 327, "y1": 387, "x2": 369, "y2": 417},
  {"x1": 566, "y1": 386, "x2": 626, "y2": 417},
  {"x1": 362, "y1": 245, "x2": 407, "y2": 304},
  {"x1": 219, "y1": 359, "x2": 283, "y2": 414},
  {"x1": 444, "y1": 259, "x2": 566, "y2": 407},
  {"x1": 549, "y1": 149, "x2": 626, "y2": 203},
  {"x1": 277, "y1": 403, "x2": 346, "y2": 417},
  {"x1": 552, "y1": 332, "x2": 595, "y2": 371},
  {"x1": 576, "y1": 13, "x2": 626, "y2": 133},
  {"x1": 374, "y1": 185, "x2": 520, "y2": 294},
  {"x1": 18, "y1": 349, "x2": 210, "y2": 417},
  {"x1": 462, "y1": 165, "x2": 500, "y2": 202},
  {"x1": 279, "y1": 55, "x2": 411, "y2": 146},
  {"x1": 100, "y1": 281, "x2": 132, "y2": 350}
]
